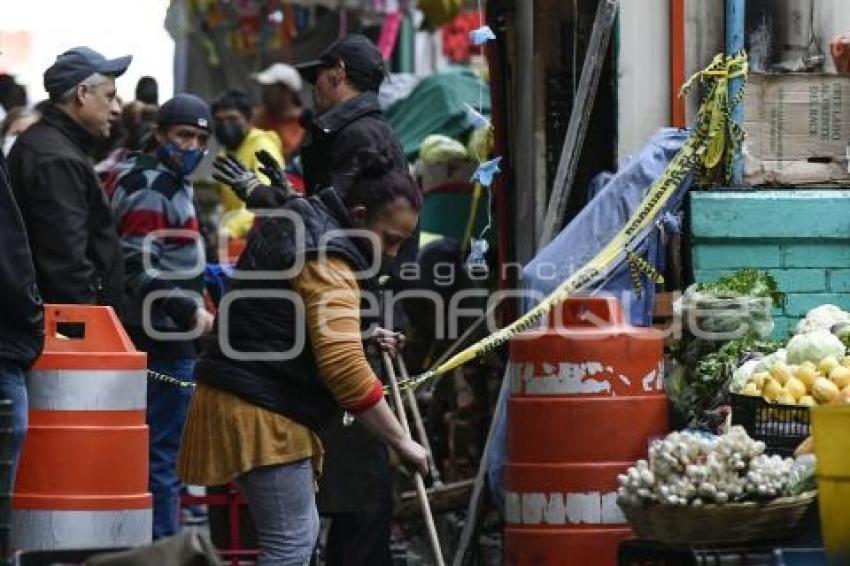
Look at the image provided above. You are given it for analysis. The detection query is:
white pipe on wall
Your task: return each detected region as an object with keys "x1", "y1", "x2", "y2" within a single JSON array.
[{"x1": 617, "y1": 0, "x2": 671, "y2": 164}]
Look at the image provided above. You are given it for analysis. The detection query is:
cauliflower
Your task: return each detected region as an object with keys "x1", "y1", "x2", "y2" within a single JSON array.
[
  {"x1": 795, "y1": 304, "x2": 850, "y2": 334},
  {"x1": 786, "y1": 329, "x2": 846, "y2": 365},
  {"x1": 753, "y1": 348, "x2": 787, "y2": 374},
  {"x1": 730, "y1": 359, "x2": 761, "y2": 393}
]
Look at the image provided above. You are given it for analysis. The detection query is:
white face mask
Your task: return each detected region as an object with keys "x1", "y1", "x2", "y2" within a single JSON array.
[{"x1": 2, "y1": 135, "x2": 17, "y2": 156}]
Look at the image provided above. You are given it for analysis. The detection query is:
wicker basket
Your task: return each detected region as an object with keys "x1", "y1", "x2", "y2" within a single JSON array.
[{"x1": 621, "y1": 491, "x2": 817, "y2": 544}]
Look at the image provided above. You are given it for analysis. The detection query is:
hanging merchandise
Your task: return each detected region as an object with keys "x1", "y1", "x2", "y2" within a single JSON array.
[
  {"x1": 469, "y1": 25, "x2": 496, "y2": 46},
  {"x1": 190, "y1": 0, "x2": 296, "y2": 58},
  {"x1": 393, "y1": 52, "x2": 749, "y2": 393},
  {"x1": 442, "y1": 11, "x2": 485, "y2": 64},
  {"x1": 377, "y1": 11, "x2": 403, "y2": 60},
  {"x1": 464, "y1": 103, "x2": 491, "y2": 130},
  {"x1": 470, "y1": 156, "x2": 501, "y2": 187},
  {"x1": 419, "y1": 0, "x2": 462, "y2": 28}
]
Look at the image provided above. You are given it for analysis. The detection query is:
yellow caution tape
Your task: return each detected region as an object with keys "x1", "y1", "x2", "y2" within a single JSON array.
[{"x1": 398, "y1": 52, "x2": 748, "y2": 392}]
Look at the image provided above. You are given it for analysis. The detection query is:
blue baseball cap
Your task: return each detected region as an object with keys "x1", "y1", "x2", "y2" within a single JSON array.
[
  {"x1": 44, "y1": 47, "x2": 132, "y2": 100},
  {"x1": 158, "y1": 94, "x2": 211, "y2": 131}
]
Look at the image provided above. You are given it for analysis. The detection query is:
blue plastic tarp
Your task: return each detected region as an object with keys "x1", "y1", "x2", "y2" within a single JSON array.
[{"x1": 486, "y1": 128, "x2": 695, "y2": 506}]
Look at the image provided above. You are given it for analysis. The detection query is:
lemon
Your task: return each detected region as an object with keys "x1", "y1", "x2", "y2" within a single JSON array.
[
  {"x1": 762, "y1": 378, "x2": 783, "y2": 402},
  {"x1": 742, "y1": 382, "x2": 760, "y2": 396},
  {"x1": 776, "y1": 391, "x2": 797, "y2": 406},
  {"x1": 795, "y1": 364, "x2": 819, "y2": 392},
  {"x1": 785, "y1": 377, "x2": 807, "y2": 401},
  {"x1": 813, "y1": 377, "x2": 840, "y2": 404},
  {"x1": 830, "y1": 366, "x2": 850, "y2": 389},
  {"x1": 820, "y1": 356, "x2": 841, "y2": 377},
  {"x1": 770, "y1": 362, "x2": 794, "y2": 386},
  {"x1": 750, "y1": 371, "x2": 770, "y2": 389},
  {"x1": 798, "y1": 395, "x2": 817, "y2": 407}
]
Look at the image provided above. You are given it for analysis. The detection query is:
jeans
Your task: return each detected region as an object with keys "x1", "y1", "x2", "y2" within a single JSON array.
[
  {"x1": 237, "y1": 460, "x2": 320, "y2": 566},
  {"x1": 147, "y1": 358, "x2": 195, "y2": 539},
  {"x1": 0, "y1": 363, "x2": 27, "y2": 484}
]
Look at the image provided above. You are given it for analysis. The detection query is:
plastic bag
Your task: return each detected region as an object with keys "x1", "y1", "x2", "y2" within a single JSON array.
[{"x1": 679, "y1": 284, "x2": 775, "y2": 341}]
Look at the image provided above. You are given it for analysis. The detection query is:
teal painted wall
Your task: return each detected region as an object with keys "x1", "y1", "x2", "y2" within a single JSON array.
[{"x1": 690, "y1": 190, "x2": 850, "y2": 340}]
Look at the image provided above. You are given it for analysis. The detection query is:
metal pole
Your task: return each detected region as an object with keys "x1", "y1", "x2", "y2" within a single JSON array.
[
  {"x1": 382, "y1": 352, "x2": 445, "y2": 566},
  {"x1": 726, "y1": 0, "x2": 745, "y2": 185}
]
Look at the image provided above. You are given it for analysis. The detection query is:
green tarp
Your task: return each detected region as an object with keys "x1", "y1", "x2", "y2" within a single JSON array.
[{"x1": 385, "y1": 69, "x2": 491, "y2": 160}]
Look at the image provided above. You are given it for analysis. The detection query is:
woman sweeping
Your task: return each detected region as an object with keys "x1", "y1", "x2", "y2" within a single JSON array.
[{"x1": 178, "y1": 150, "x2": 428, "y2": 565}]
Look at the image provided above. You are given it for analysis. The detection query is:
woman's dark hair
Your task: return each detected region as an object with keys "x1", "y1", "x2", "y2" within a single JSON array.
[
  {"x1": 344, "y1": 148, "x2": 422, "y2": 220},
  {"x1": 211, "y1": 89, "x2": 254, "y2": 121}
]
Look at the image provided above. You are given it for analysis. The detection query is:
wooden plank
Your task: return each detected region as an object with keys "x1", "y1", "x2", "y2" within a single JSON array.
[{"x1": 538, "y1": 0, "x2": 620, "y2": 248}]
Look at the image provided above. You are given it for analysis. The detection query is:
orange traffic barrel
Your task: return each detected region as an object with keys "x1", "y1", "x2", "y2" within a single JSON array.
[
  {"x1": 504, "y1": 296, "x2": 668, "y2": 565},
  {"x1": 12, "y1": 305, "x2": 151, "y2": 550}
]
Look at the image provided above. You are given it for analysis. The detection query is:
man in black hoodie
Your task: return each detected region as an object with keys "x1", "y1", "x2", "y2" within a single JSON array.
[
  {"x1": 297, "y1": 34, "x2": 406, "y2": 197},
  {"x1": 0, "y1": 148, "x2": 43, "y2": 483},
  {"x1": 8, "y1": 47, "x2": 131, "y2": 313}
]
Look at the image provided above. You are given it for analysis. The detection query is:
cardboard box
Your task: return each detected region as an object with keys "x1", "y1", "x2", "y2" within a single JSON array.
[{"x1": 744, "y1": 73, "x2": 850, "y2": 184}]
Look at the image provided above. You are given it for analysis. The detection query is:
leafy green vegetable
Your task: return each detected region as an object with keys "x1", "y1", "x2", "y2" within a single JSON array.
[
  {"x1": 668, "y1": 337, "x2": 783, "y2": 429},
  {"x1": 696, "y1": 268, "x2": 784, "y2": 307}
]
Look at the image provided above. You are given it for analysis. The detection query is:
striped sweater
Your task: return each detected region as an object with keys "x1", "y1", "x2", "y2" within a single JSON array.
[{"x1": 111, "y1": 153, "x2": 205, "y2": 360}]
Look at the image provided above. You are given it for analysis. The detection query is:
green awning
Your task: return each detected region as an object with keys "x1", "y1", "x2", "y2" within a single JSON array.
[{"x1": 385, "y1": 69, "x2": 491, "y2": 160}]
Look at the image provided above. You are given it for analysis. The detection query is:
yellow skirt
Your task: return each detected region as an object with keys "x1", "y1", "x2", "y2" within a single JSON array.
[{"x1": 177, "y1": 383, "x2": 323, "y2": 486}]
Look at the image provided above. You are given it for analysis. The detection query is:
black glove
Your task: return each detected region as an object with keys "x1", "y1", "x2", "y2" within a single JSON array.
[
  {"x1": 213, "y1": 152, "x2": 298, "y2": 209},
  {"x1": 247, "y1": 149, "x2": 299, "y2": 209},
  {"x1": 212, "y1": 154, "x2": 264, "y2": 202},
  {"x1": 256, "y1": 149, "x2": 287, "y2": 189}
]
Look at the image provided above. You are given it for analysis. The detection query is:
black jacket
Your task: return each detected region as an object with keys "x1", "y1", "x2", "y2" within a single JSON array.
[
  {"x1": 0, "y1": 151, "x2": 44, "y2": 368},
  {"x1": 195, "y1": 188, "x2": 377, "y2": 432},
  {"x1": 7, "y1": 104, "x2": 124, "y2": 313},
  {"x1": 301, "y1": 92, "x2": 407, "y2": 197},
  {"x1": 301, "y1": 92, "x2": 420, "y2": 301}
]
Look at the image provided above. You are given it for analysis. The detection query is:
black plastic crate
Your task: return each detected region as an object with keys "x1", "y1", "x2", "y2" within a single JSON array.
[
  {"x1": 619, "y1": 541, "x2": 827, "y2": 566},
  {"x1": 730, "y1": 393, "x2": 810, "y2": 455},
  {"x1": 619, "y1": 540, "x2": 776, "y2": 565}
]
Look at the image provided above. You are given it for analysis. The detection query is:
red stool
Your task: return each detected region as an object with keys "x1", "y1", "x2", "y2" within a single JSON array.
[{"x1": 181, "y1": 483, "x2": 257, "y2": 565}]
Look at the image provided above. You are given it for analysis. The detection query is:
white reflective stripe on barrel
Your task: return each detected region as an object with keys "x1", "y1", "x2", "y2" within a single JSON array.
[
  {"x1": 11, "y1": 509, "x2": 152, "y2": 549},
  {"x1": 509, "y1": 361, "x2": 664, "y2": 396},
  {"x1": 504, "y1": 491, "x2": 625, "y2": 526},
  {"x1": 26, "y1": 369, "x2": 147, "y2": 411}
]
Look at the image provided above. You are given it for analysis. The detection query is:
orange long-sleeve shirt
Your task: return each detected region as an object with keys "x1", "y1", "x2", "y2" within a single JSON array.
[{"x1": 178, "y1": 258, "x2": 383, "y2": 485}]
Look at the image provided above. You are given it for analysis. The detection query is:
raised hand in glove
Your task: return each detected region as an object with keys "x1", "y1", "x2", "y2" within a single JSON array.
[
  {"x1": 256, "y1": 149, "x2": 288, "y2": 189},
  {"x1": 213, "y1": 152, "x2": 299, "y2": 209},
  {"x1": 212, "y1": 154, "x2": 264, "y2": 201},
  {"x1": 247, "y1": 149, "x2": 299, "y2": 208}
]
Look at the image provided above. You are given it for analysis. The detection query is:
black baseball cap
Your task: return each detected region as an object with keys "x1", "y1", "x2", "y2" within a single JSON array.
[
  {"x1": 44, "y1": 47, "x2": 132, "y2": 101},
  {"x1": 158, "y1": 94, "x2": 212, "y2": 131},
  {"x1": 297, "y1": 34, "x2": 386, "y2": 92}
]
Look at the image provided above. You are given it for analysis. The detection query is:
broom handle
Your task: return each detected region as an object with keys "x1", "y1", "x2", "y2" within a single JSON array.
[
  {"x1": 396, "y1": 354, "x2": 442, "y2": 485},
  {"x1": 382, "y1": 352, "x2": 445, "y2": 566}
]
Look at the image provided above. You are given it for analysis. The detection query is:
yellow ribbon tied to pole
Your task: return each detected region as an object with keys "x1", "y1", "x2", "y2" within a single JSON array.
[{"x1": 397, "y1": 52, "x2": 748, "y2": 392}]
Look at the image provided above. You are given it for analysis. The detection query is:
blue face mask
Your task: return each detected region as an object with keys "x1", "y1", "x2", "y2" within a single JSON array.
[{"x1": 158, "y1": 142, "x2": 205, "y2": 177}]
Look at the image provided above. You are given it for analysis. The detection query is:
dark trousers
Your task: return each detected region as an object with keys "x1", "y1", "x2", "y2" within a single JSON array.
[
  {"x1": 324, "y1": 509, "x2": 392, "y2": 566},
  {"x1": 318, "y1": 418, "x2": 393, "y2": 566},
  {"x1": 148, "y1": 358, "x2": 195, "y2": 539}
]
